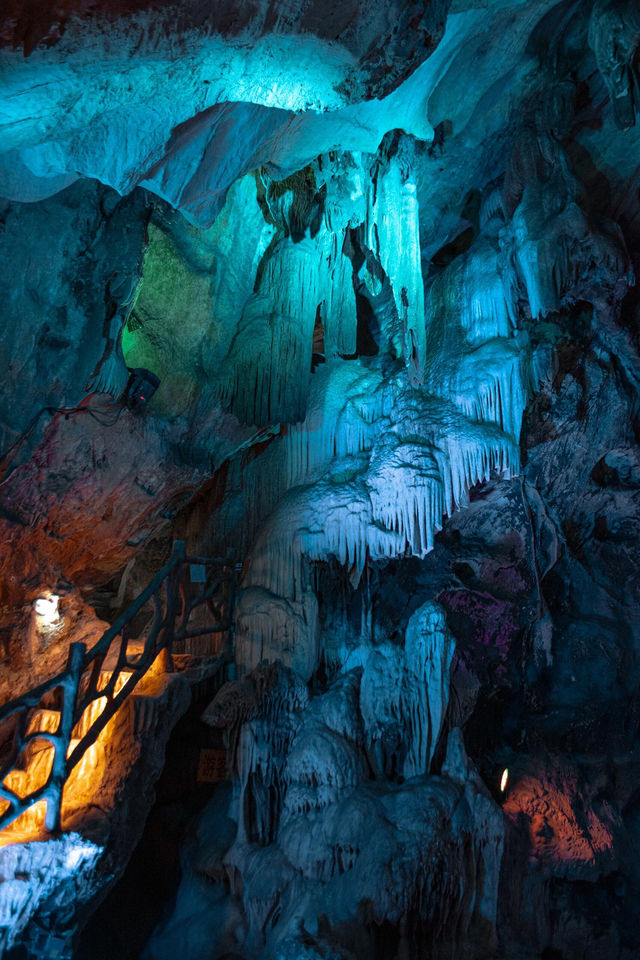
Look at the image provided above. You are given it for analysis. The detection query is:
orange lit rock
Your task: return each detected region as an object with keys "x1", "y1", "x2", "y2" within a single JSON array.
[
  {"x1": 0, "y1": 402, "x2": 203, "y2": 605},
  {"x1": 502, "y1": 760, "x2": 621, "y2": 880}
]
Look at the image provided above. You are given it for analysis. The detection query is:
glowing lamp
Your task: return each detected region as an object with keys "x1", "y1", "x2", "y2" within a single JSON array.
[
  {"x1": 500, "y1": 768, "x2": 509, "y2": 793},
  {"x1": 65, "y1": 842, "x2": 97, "y2": 870},
  {"x1": 34, "y1": 594, "x2": 60, "y2": 626},
  {"x1": 66, "y1": 847, "x2": 86, "y2": 870}
]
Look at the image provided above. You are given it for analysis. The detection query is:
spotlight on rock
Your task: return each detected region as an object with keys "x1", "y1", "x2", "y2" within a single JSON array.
[
  {"x1": 34, "y1": 594, "x2": 60, "y2": 626},
  {"x1": 500, "y1": 768, "x2": 509, "y2": 793}
]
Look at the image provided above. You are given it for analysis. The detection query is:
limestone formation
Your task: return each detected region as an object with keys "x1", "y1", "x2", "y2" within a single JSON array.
[{"x1": 1, "y1": 1, "x2": 640, "y2": 958}]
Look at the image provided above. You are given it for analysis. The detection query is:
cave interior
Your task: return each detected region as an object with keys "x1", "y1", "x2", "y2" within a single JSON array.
[{"x1": 1, "y1": 0, "x2": 640, "y2": 958}]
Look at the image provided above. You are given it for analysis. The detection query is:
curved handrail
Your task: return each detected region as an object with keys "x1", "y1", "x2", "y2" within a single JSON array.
[{"x1": 0, "y1": 540, "x2": 237, "y2": 837}]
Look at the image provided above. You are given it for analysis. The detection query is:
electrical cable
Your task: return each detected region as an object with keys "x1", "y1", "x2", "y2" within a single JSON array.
[{"x1": 0, "y1": 398, "x2": 125, "y2": 490}]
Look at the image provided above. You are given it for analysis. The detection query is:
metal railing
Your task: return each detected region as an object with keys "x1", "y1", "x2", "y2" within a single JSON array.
[{"x1": 0, "y1": 541, "x2": 238, "y2": 837}]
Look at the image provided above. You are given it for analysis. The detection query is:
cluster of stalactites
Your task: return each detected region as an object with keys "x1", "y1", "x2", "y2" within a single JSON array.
[
  {"x1": 233, "y1": 155, "x2": 537, "y2": 677},
  {"x1": 424, "y1": 80, "x2": 631, "y2": 467},
  {"x1": 240, "y1": 368, "x2": 521, "y2": 671},
  {"x1": 224, "y1": 114, "x2": 630, "y2": 676},
  {"x1": 211, "y1": 145, "x2": 426, "y2": 427}
]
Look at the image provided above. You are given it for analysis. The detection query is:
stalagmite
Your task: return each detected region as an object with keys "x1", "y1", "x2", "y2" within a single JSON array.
[
  {"x1": 402, "y1": 603, "x2": 455, "y2": 778},
  {"x1": 359, "y1": 602, "x2": 454, "y2": 779}
]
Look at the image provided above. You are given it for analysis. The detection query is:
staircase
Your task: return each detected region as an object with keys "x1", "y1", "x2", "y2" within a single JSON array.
[{"x1": 0, "y1": 541, "x2": 239, "y2": 844}]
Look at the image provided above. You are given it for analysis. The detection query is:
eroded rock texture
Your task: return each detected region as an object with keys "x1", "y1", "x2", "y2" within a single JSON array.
[{"x1": 1, "y1": 0, "x2": 640, "y2": 958}]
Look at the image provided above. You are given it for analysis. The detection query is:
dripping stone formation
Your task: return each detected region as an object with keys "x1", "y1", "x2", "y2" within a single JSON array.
[{"x1": 1, "y1": 0, "x2": 640, "y2": 957}]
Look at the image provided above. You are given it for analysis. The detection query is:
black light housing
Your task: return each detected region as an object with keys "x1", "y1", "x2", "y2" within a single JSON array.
[{"x1": 125, "y1": 368, "x2": 160, "y2": 409}]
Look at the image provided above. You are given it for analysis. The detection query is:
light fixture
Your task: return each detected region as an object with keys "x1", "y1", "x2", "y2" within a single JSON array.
[
  {"x1": 34, "y1": 594, "x2": 60, "y2": 626},
  {"x1": 125, "y1": 367, "x2": 160, "y2": 408},
  {"x1": 65, "y1": 841, "x2": 98, "y2": 871},
  {"x1": 500, "y1": 768, "x2": 509, "y2": 793}
]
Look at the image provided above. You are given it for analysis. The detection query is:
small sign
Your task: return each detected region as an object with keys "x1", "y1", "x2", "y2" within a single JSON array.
[
  {"x1": 197, "y1": 748, "x2": 227, "y2": 783},
  {"x1": 190, "y1": 564, "x2": 206, "y2": 583}
]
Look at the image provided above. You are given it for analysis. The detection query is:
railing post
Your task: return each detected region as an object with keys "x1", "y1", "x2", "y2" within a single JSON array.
[
  {"x1": 45, "y1": 642, "x2": 85, "y2": 834},
  {"x1": 164, "y1": 540, "x2": 186, "y2": 670},
  {"x1": 155, "y1": 647, "x2": 173, "y2": 674},
  {"x1": 171, "y1": 540, "x2": 186, "y2": 560}
]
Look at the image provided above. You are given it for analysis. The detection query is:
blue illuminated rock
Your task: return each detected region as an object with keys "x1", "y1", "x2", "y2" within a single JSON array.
[{"x1": 1, "y1": 1, "x2": 640, "y2": 958}]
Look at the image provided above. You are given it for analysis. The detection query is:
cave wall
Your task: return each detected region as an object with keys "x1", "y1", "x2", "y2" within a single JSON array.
[{"x1": 1, "y1": 0, "x2": 640, "y2": 958}]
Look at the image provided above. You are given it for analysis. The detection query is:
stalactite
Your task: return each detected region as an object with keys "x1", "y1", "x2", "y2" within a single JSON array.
[
  {"x1": 245, "y1": 476, "x2": 406, "y2": 603},
  {"x1": 367, "y1": 439, "x2": 444, "y2": 558},
  {"x1": 437, "y1": 339, "x2": 528, "y2": 440},
  {"x1": 215, "y1": 236, "x2": 319, "y2": 425},
  {"x1": 283, "y1": 362, "x2": 387, "y2": 486},
  {"x1": 435, "y1": 420, "x2": 519, "y2": 517},
  {"x1": 425, "y1": 237, "x2": 514, "y2": 347},
  {"x1": 316, "y1": 229, "x2": 358, "y2": 359},
  {"x1": 365, "y1": 147, "x2": 426, "y2": 382}
]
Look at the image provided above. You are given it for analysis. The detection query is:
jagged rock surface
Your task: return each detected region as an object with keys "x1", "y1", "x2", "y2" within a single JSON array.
[{"x1": 1, "y1": 1, "x2": 640, "y2": 959}]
